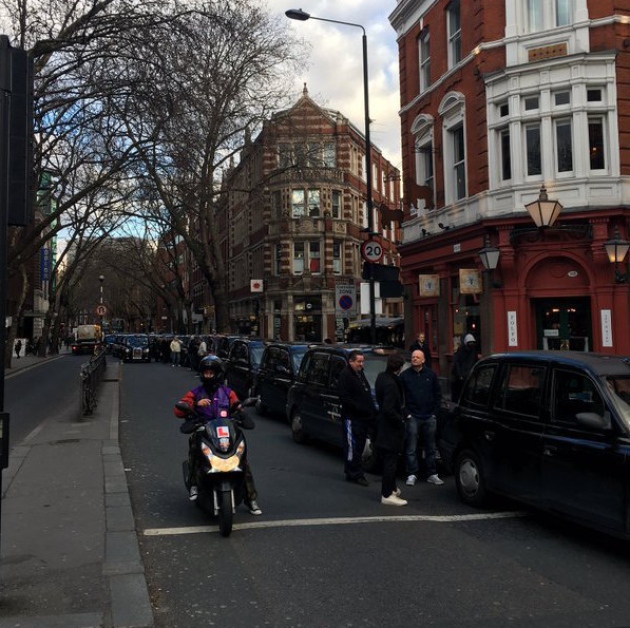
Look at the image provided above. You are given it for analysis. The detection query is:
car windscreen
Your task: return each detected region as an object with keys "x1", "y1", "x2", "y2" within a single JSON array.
[
  {"x1": 291, "y1": 350, "x2": 307, "y2": 372},
  {"x1": 251, "y1": 345, "x2": 265, "y2": 367},
  {"x1": 126, "y1": 336, "x2": 148, "y2": 347},
  {"x1": 605, "y1": 375, "x2": 630, "y2": 429}
]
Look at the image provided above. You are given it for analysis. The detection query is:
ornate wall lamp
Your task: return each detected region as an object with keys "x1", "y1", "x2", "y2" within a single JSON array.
[
  {"x1": 510, "y1": 186, "x2": 591, "y2": 244},
  {"x1": 604, "y1": 227, "x2": 630, "y2": 284},
  {"x1": 478, "y1": 235, "x2": 502, "y2": 288}
]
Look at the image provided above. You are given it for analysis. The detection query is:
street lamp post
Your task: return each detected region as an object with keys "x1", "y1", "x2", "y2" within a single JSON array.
[{"x1": 286, "y1": 8, "x2": 377, "y2": 343}]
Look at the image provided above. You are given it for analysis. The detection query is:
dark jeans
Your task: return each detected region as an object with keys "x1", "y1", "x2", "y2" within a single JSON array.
[
  {"x1": 342, "y1": 417, "x2": 369, "y2": 480},
  {"x1": 380, "y1": 449, "x2": 399, "y2": 498},
  {"x1": 405, "y1": 415, "x2": 437, "y2": 477}
]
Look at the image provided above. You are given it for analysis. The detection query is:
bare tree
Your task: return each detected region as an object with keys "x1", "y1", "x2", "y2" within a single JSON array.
[{"x1": 112, "y1": 1, "x2": 303, "y2": 332}]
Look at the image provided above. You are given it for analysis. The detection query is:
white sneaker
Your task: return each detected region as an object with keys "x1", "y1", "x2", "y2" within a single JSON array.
[
  {"x1": 427, "y1": 474, "x2": 444, "y2": 485},
  {"x1": 393, "y1": 487, "x2": 401, "y2": 497},
  {"x1": 406, "y1": 474, "x2": 417, "y2": 486},
  {"x1": 381, "y1": 494, "x2": 408, "y2": 506},
  {"x1": 189, "y1": 486, "x2": 199, "y2": 501}
]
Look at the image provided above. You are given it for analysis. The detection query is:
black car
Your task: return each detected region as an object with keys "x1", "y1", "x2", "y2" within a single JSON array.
[
  {"x1": 211, "y1": 334, "x2": 242, "y2": 360},
  {"x1": 253, "y1": 342, "x2": 311, "y2": 419},
  {"x1": 225, "y1": 338, "x2": 266, "y2": 400},
  {"x1": 120, "y1": 334, "x2": 152, "y2": 363},
  {"x1": 286, "y1": 345, "x2": 404, "y2": 468},
  {"x1": 439, "y1": 351, "x2": 630, "y2": 539}
]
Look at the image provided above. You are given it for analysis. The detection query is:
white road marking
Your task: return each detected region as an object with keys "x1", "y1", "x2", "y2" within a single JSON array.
[{"x1": 143, "y1": 511, "x2": 528, "y2": 536}]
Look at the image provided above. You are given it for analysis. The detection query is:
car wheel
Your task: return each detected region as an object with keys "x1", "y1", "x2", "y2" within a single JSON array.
[
  {"x1": 455, "y1": 448, "x2": 487, "y2": 507},
  {"x1": 291, "y1": 410, "x2": 308, "y2": 444}
]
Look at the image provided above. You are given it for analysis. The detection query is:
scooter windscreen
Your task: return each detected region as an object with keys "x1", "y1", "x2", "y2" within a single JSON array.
[{"x1": 205, "y1": 417, "x2": 237, "y2": 453}]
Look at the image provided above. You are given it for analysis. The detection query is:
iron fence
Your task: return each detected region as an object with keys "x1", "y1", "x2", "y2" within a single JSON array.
[{"x1": 80, "y1": 348, "x2": 107, "y2": 416}]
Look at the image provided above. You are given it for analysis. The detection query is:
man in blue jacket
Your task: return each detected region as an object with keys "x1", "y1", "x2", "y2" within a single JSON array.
[{"x1": 400, "y1": 349, "x2": 443, "y2": 486}]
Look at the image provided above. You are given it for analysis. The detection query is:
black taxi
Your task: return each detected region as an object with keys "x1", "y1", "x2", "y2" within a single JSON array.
[
  {"x1": 286, "y1": 345, "x2": 401, "y2": 458},
  {"x1": 439, "y1": 351, "x2": 630, "y2": 538}
]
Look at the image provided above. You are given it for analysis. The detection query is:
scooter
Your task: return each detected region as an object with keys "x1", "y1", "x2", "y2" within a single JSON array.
[{"x1": 176, "y1": 399, "x2": 255, "y2": 537}]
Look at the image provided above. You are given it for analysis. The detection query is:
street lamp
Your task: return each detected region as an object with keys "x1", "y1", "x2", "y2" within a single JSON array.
[
  {"x1": 524, "y1": 186, "x2": 563, "y2": 228},
  {"x1": 604, "y1": 227, "x2": 630, "y2": 284},
  {"x1": 286, "y1": 8, "x2": 377, "y2": 343}
]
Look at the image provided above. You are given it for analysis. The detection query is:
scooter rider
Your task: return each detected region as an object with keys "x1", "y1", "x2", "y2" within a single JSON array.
[{"x1": 174, "y1": 355, "x2": 262, "y2": 515}]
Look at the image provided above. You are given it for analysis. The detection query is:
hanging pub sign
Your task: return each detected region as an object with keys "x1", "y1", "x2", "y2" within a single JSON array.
[
  {"x1": 459, "y1": 269, "x2": 482, "y2": 294},
  {"x1": 418, "y1": 274, "x2": 440, "y2": 297}
]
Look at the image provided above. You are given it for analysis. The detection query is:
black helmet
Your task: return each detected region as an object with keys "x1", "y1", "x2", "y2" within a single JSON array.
[{"x1": 198, "y1": 355, "x2": 225, "y2": 386}]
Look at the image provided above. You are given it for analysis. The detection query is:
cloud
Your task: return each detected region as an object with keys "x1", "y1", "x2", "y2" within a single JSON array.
[{"x1": 267, "y1": 1, "x2": 402, "y2": 170}]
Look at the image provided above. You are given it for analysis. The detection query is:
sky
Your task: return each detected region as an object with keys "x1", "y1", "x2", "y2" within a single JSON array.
[{"x1": 268, "y1": 1, "x2": 403, "y2": 171}]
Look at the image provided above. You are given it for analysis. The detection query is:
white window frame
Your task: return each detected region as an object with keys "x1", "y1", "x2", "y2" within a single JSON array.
[
  {"x1": 411, "y1": 114, "x2": 435, "y2": 211},
  {"x1": 447, "y1": 0, "x2": 461, "y2": 69},
  {"x1": 332, "y1": 241, "x2": 342, "y2": 275},
  {"x1": 331, "y1": 190, "x2": 341, "y2": 219},
  {"x1": 526, "y1": 0, "x2": 573, "y2": 33},
  {"x1": 418, "y1": 28, "x2": 431, "y2": 93},
  {"x1": 291, "y1": 189, "x2": 305, "y2": 218},
  {"x1": 439, "y1": 92, "x2": 466, "y2": 205}
]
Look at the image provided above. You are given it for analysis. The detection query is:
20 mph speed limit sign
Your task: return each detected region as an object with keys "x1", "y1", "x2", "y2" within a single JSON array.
[{"x1": 360, "y1": 240, "x2": 383, "y2": 263}]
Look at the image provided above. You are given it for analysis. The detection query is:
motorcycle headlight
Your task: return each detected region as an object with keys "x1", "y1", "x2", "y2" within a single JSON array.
[{"x1": 201, "y1": 442, "x2": 213, "y2": 461}]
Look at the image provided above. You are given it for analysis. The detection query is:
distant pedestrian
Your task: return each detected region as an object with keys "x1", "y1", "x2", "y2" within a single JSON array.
[
  {"x1": 375, "y1": 352, "x2": 408, "y2": 506},
  {"x1": 338, "y1": 350, "x2": 377, "y2": 487},
  {"x1": 409, "y1": 332, "x2": 432, "y2": 370},
  {"x1": 170, "y1": 337, "x2": 182, "y2": 367},
  {"x1": 451, "y1": 334, "x2": 478, "y2": 402},
  {"x1": 15, "y1": 339, "x2": 22, "y2": 358}
]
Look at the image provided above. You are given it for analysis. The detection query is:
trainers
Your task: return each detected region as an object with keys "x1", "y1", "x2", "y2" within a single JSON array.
[
  {"x1": 406, "y1": 474, "x2": 417, "y2": 486},
  {"x1": 189, "y1": 486, "x2": 198, "y2": 501},
  {"x1": 427, "y1": 474, "x2": 444, "y2": 485},
  {"x1": 381, "y1": 494, "x2": 408, "y2": 506},
  {"x1": 247, "y1": 500, "x2": 262, "y2": 516},
  {"x1": 393, "y1": 487, "x2": 401, "y2": 497}
]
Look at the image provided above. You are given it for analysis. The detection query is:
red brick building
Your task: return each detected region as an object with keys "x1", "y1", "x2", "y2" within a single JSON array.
[
  {"x1": 390, "y1": 0, "x2": 630, "y2": 375},
  {"x1": 220, "y1": 87, "x2": 402, "y2": 342}
]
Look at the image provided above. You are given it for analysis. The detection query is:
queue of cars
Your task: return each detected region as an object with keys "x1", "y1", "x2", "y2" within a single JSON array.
[{"x1": 111, "y1": 329, "x2": 630, "y2": 540}]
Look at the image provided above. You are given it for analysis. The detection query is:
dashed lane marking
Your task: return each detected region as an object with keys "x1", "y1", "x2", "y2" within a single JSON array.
[{"x1": 143, "y1": 511, "x2": 528, "y2": 536}]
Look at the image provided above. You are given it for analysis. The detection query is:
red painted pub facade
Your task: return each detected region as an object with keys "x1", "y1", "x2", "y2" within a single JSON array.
[{"x1": 389, "y1": 0, "x2": 630, "y2": 378}]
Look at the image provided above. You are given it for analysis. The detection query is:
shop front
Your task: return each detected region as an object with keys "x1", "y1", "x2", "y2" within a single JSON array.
[{"x1": 402, "y1": 211, "x2": 630, "y2": 378}]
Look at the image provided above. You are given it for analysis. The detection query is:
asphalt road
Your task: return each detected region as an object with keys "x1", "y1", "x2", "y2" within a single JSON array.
[
  {"x1": 119, "y1": 362, "x2": 630, "y2": 628},
  {"x1": 4, "y1": 353, "x2": 83, "y2": 445}
]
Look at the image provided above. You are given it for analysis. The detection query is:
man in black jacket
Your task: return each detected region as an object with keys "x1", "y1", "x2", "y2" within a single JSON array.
[{"x1": 338, "y1": 350, "x2": 377, "y2": 486}]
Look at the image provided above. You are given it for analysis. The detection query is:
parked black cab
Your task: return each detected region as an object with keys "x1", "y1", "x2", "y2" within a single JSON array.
[
  {"x1": 225, "y1": 338, "x2": 266, "y2": 400},
  {"x1": 286, "y1": 345, "x2": 402, "y2": 466},
  {"x1": 121, "y1": 334, "x2": 152, "y2": 363},
  {"x1": 439, "y1": 351, "x2": 630, "y2": 539},
  {"x1": 253, "y1": 342, "x2": 311, "y2": 418}
]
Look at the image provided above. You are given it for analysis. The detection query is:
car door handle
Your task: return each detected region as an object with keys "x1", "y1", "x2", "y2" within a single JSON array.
[
  {"x1": 543, "y1": 445, "x2": 557, "y2": 457},
  {"x1": 483, "y1": 431, "x2": 495, "y2": 442}
]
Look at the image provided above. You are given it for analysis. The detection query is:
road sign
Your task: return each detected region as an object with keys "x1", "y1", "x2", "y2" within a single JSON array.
[
  {"x1": 360, "y1": 240, "x2": 383, "y2": 263},
  {"x1": 335, "y1": 284, "x2": 356, "y2": 316},
  {"x1": 96, "y1": 304, "x2": 107, "y2": 317}
]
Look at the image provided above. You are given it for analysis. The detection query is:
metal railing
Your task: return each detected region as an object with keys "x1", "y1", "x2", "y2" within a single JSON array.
[{"x1": 80, "y1": 348, "x2": 107, "y2": 416}]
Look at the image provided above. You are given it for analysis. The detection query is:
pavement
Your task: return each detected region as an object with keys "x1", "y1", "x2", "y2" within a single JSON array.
[{"x1": 0, "y1": 353, "x2": 154, "y2": 628}]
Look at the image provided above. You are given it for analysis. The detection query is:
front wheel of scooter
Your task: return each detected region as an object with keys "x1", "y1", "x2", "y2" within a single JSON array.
[{"x1": 218, "y1": 490, "x2": 233, "y2": 537}]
